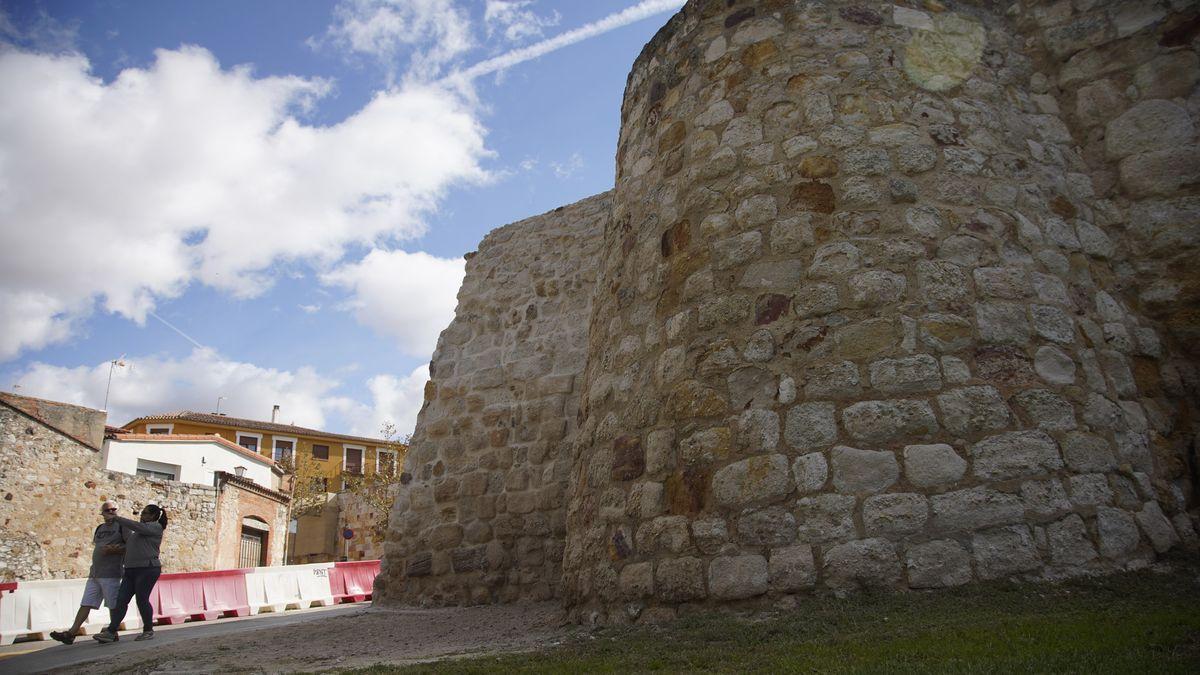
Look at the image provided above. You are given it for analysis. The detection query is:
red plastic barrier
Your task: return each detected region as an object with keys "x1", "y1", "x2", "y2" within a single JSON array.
[
  {"x1": 149, "y1": 569, "x2": 249, "y2": 625},
  {"x1": 329, "y1": 560, "x2": 380, "y2": 603}
]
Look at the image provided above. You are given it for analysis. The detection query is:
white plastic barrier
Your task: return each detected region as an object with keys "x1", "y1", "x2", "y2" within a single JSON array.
[
  {"x1": 244, "y1": 562, "x2": 335, "y2": 614},
  {"x1": 0, "y1": 578, "x2": 141, "y2": 645},
  {"x1": 2, "y1": 560, "x2": 376, "y2": 643}
]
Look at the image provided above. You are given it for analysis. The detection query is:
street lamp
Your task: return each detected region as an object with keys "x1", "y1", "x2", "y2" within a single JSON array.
[
  {"x1": 216, "y1": 396, "x2": 226, "y2": 414},
  {"x1": 102, "y1": 355, "x2": 127, "y2": 411}
]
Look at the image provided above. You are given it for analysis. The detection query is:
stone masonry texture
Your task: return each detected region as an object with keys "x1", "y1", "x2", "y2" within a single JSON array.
[
  {"x1": 378, "y1": 0, "x2": 1200, "y2": 623},
  {"x1": 374, "y1": 193, "x2": 609, "y2": 605},
  {"x1": 2, "y1": 405, "x2": 217, "y2": 579},
  {"x1": 1, "y1": 404, "x2": 287, "y2": 579}
]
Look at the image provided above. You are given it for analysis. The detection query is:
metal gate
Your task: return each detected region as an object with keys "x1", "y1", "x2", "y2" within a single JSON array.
[{"x1": 240, "y1": 530, "x2": 264, "y2": 568}]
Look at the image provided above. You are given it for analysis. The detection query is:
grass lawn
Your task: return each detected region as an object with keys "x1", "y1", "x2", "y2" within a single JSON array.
[{"x1": 349, "y1": 559, "x2": 1200, "y2": 673}]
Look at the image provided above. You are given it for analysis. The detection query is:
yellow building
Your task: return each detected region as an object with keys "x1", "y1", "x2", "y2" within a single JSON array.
[{"x1": 123, "y1": 411, "x2": 401, "y2": 490}]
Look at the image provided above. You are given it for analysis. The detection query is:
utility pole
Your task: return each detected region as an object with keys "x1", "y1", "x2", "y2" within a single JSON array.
[{"x1": 102, "y1": 355, "x2": 126, "y2": 411}]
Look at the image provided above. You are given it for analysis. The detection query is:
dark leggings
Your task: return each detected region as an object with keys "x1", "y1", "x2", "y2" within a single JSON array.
[{"x1": 107, "y1": 566, "x2": 161, "y2": 633}]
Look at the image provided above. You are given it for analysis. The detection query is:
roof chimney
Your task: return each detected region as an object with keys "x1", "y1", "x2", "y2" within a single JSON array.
[{"x1": 271, "y1": 404, "x2": 280, "y2": 423}]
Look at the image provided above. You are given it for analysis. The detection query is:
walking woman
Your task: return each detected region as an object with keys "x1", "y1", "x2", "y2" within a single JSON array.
[{"x1": 94, "y1": 503, "x2": 168, "y2": 643}]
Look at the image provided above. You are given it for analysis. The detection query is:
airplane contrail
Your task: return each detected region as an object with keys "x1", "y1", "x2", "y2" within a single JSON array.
[
  {"x1": 447, "y1": 0, "x2": 686, "y2": 83},
  {"x1": 149, "y1": 311, "x2": 207, "y2": 351}
]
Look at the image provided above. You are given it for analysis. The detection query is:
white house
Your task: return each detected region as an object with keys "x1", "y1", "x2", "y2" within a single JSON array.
[{"x1": 101, "y1": 431, "x2": 281, "y2": 490}]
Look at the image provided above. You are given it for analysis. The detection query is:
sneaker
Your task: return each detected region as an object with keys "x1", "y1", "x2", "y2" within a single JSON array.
[
  {"x1": 134, "y1": 631, "x2": 155, "y2": 641},
  {"x1": 49, "y1": 630, "x2": 75, "y2": 645},
  {"x1": 92, "y1": 629, "x2": 119, "y2": 644}
]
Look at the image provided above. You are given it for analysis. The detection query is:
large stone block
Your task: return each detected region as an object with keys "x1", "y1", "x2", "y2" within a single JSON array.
[
  {"x1": 619, "y1": 562, "x2": 654, "y2": 598},
  {"x1": 862, "y1": 493, "x2": 928, "y2": 536},
  {"x1": 1095, "y1": 507, "x2": 1141, "y2": 560},
  {"x1": 794, "y1": 494, "x2": 858, "y2": 543},
  {"x1": 936, "y1": 386, "x2": 1012, "y2": 437},
  {"x1": 802, "y1": 361, "x2": 862, "y2": 399},
  {"x1": 655, "y1": 557, "x2": 707, "y2": 602},
  {"x1": 708, "y1": 554, "x2": 768, "y2": 599},
  {"x1": 868, "y1": 355, "x2": 942, "y2": 395},
  {"x1": 711, "y1": 454, "x2": 793, "y2": 508},
  {"x1": 768, "y1": 544, "x2": 816, "y2": 592},
  {"x1": 1012, "y1": 389, "x2": 1076, "y2": 431},
  {"x1": 1047, "y1": 514, "x2": 1098, "y2": 567},
  {"x1": 1105, "y1": 100, "x2": 1194, "y2": 160},
  {"x1": 973, "y1": 525, "x2": 1041, "y2": 580},
  {"x1": 1060, "y1": 432, "x2": 1117, "y2": 473},
  {"x1": 932, "y1": 487, "x2": 1024, "y2": 533},
  {"x1": 842, "y1": 400, "x2": 939, "y2": 444},
  {"x1": 902, "y1": 443, "x2": 966, "y2": 489},
  {"x1": 737, "y1": 506, "x2": 797, "y2": 547},
  {"x1": 1135, "y1": 502, "x2": 1180, "y2": 553},
  {"x1": 792, "y1": 452, "x2": 828, "y2": 494},
  {"x1": 970, "y1": 431, "x2": 1062, "y2": 481},
  {"x1": 905, "y1": 540, "x2": 972, "y2": 588},
  {"x1": 784, "y1": 402, "x2": 838, "y2": 450},
  {"x1": 823, "y1": 538, "x2": 902, "y2": 591},
  {"x1": 830, "y1": 446, "x2": 899, "y2": 495}
]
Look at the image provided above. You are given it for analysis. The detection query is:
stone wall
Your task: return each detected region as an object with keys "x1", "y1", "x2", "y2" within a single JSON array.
[
  {"x1": 339, "y1": 485, "x2": 398, "y2": 561},
  {"x1": 1016, "y1": 0, "x2": 1200, "y2": 354},
  {"x1": 0, "y1": 402, "x2": 265, "y2": 579},
  {"x1": 375, "y1": 193, "x2": 611, "y2": 605},
  {"x1": 380, "y1": 0, "x2": 1199, "y2": 619}
]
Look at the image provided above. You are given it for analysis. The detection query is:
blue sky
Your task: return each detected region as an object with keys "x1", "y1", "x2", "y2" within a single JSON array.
[{"x1": 0, "y1": 0, "x2": 683, "y2": 437}]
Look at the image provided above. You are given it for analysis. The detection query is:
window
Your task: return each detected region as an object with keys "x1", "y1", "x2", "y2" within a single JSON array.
[
  {"x1": 146, "y1": 424, "x2": 172, "y2": 435},
  {"x1": 237, "y1": 433, "x2": 262, "y2": 453},
  {"x1": 377, "y1": 449, "x2": 396, "y2": 475},
  {"x1": 135, "y1": 459, "x2": 179, "y2": 482},
  {"x1": 273, "y1": 437, "x2": 296, "y2": 463},
  {"x1": 312, "y1": 444, "x2": 329, "y2": 461},
  {"x1": 343, "y1": 446, "x2": 364, "y2": 475}
]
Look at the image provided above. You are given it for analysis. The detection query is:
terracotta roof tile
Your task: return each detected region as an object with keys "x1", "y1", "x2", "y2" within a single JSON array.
[
  {"x1": 111, "y1": 433, "x2": 277, "y2": 469},
  {"x1": 125, "y1": 411, "x2": 393, "y2": 447}
]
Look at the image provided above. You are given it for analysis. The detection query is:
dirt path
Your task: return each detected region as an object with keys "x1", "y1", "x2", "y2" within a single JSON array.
[{"x1": 55, "y1": 602, "x2": 567, "y2": 674}]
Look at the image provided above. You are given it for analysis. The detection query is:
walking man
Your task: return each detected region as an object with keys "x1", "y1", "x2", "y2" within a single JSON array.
[{"x1": 49, "y1": 500, "x2": 126, "y2": 644}]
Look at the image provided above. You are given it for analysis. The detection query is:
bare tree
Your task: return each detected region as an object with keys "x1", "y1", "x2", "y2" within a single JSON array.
[
  {"x1": 339, "y1": 422, "x2": 409, "y2": 543},
  {"x1": 278, "y1": 449, "x2": 329, "y2": 518}
]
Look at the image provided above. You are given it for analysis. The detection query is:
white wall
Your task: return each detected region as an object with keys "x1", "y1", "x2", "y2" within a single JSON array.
[{"x1": 101, "y1": 439, "x2": 275, "y2": 489}]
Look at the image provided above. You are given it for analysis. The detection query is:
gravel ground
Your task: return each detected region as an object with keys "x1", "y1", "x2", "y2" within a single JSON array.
[{"x1": 57, "y1": 602, "x2": 567, "y2": 674}]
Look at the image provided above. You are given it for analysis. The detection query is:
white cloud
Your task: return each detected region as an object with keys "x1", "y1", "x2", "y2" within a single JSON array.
[
  {"x1": 299, "y1": 303, "x2": 321, "y2": 314},
  {"x1": 484, "y1": 1, "x2": 560, "y2": 43},
  {"x1": 331, "y1": 365, "x2": 429, "y2": 438},
  {"x1": 551, "y1": 152, "x2": 583, "y2": 179},
  {"x1": 314, "y1": 0, "x2": 473, "y2": 80},
  {"x1": 12, "y1": 347, "x2": 431, "y2": 439},
  {"x1": 0, "y1": 45, "x2": 491, "y2": 361},
  {"x1": 322, "y1": 249, "x2": 464, "y2": 357},
  {"x1": 12, "y1": 348, "x2": 340, "y2": 429},
  {"x1": 450, "y1": 0, "x2": 685, "y2": 82}
]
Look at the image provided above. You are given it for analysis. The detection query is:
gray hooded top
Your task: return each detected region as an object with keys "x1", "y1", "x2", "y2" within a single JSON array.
[{"x1": 110, "y1": 515, "x2": 164, "y2": 568}]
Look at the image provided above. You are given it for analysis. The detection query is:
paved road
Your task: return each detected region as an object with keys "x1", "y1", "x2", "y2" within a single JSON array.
[{"x1": 0, "y1": 603, "x2": 366, "y2": 674}]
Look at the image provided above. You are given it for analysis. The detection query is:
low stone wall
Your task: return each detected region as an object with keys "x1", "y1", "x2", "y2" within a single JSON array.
[
  {"x1": 2, "y1": 404, "x2": 219, "y2": 579},
  {"x1": 336, "y1": 486, "x2": 398, "y2": 561},
  {"x1": 375, "y1": 192, "x2": 611, "y2": 606}
]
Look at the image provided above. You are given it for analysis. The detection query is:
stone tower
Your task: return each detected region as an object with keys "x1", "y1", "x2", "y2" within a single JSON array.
[{"x1": 377, "y1": 0, "x2": 1200, "y2": 622}]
